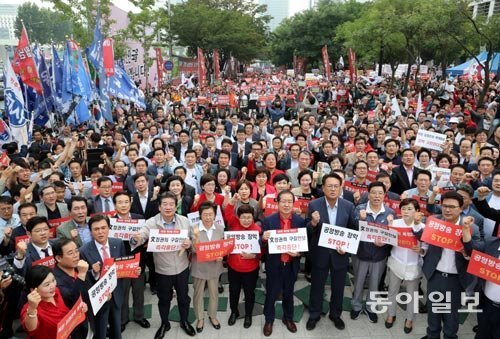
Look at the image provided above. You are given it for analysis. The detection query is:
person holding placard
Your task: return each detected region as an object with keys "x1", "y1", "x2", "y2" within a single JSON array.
[
  {"x1": 351, "y1": 182, "x2": 396, "y2": 324},
  {"x1": 21, "y1": 265, "x2": 88, "y2": 339},
  {"x1": 130, "y1": 192, "x2": 195, "y2": 338},
  {"x1": 79, "y1": 214, "x2": 126, "y2": 339},
  {"x1": 413, "y1": 191, "x2": 475, "y2": 339},
  {"x1": 305, "y1": 172, "x2": 355, "y2": 331},
  {"x1": 385, "y1": 198, "x2": 425, "y2": 333},
  {"x1": 261, "y1": 190, "x2": 306, "y2": 337},
  {"x1": 224, "y1": 195, "x2": 262, "y2": 328},
  {"x1": 190, "y1": 201, "x2": 224, "y2": 333}
]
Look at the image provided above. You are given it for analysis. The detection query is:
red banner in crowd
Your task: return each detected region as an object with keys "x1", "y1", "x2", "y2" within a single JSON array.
[
  {"x1": 56, "y1": 297, "x2": 86, "y2": 339},
  {"x1": 155, "y1": 47, "x2": 163, "y2": 89},
  {"x1": 103, "y1": 253, "x2": 141, "y2": 279},
  {"x1": 467, "y1": 250, "x2": 500, "y2": 284},
  {"x1": 0, "y1": 152, "x2": 9, "y2": 167},
  {"x1": 384, "y1": 198, "x2": 401, "y2": 216},
  {"x1": 213, "y1": 49, "x2": 220, "y2": 81},
  {"x1": 348, "y1": 48, "x2": 357, "y2": 84},
  {"x1": 322, "y1": 45, "x2": 331, "y2": 80},
  {"x1": 103, "y1": 38, "x2": 115, "y2": 77},
  {"x1": 12, "y1": 25, "x2": 42, "y2": 93},
  {"x1": 91, "y1": 182, "x2": 124, "y2": 196},
  {"x1": 197, "y1": 47, "x2": 206, "y2": 88},
  {"x1": 195, "y1": 238, "x2": 235, "y2": 262},
  {"x1": 296, "y1": 196, "x2": 312, "y2": 215},
  {"x1": 343, "y1": 181, "x2": 368, "y2": 194},
  {"x1": 48, "y1": 217, "x2": 72, "y2": 238},
  {"x1": 389, "y1": 226, "x2": 418, "y2": 249},
  {"x1": 32, "y1": 256, "x2": 56, "y2": 268},
  {"x1": 421, "y1": 216, "x2": 463, "y2": 251}
]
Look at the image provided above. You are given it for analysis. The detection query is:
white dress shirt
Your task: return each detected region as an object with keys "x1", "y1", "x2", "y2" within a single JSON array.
[
  {"x1": 138, "y1": 190, "x2": 149, "y2": 213},
  {"x1": 436, "y1": 218, "x2": 460, "y2": 274},
  {"x1": 198, "y1": 223, "x2": 216, "y2": 241}
]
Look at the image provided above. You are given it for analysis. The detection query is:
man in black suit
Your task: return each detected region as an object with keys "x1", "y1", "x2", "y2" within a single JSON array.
[
  {"x1": 231, "y1": 129, "x2": 252, "y2": 157},
  {"x1": 130, "y1": 174, "x2": 159, "y2": 220},
  {"x1": 112, "y1": 191, "x2": 150, "y2": 331},
  {"x1": 261, "y1": 190, "x2": 306, "y2": 337},
  {"x1": 171, "y1": 130, "x2": 193, "y2": 163},
  {"x1": 80, "y1": 214, "x2": 127, "y2": 339},
  {"x1": 53, "y1": 238, "x2": 89, "y2": 339},
  {"x1": 390, "y1": 148, "x2": 419, "y2": 195},
  {"x1": 88, "y1": 177, "x2": 115, "y2": 214},
  {"x1": 305, "y1": 173, "x2": 356, "y2": 331},
  {"x1": 414, "y1": 191, "x2": 475, "y2": 339},
  {"x1": 124, "y1": 159, "x2": 155, "y2": 193},
  {"x1": 13, "y1": 216, "x2": 55, "y2": 276},
  {"x1": 225, "y1": 113, "x2": 244, "y2": 140},
  {"x1": 6, "y1": 202, "x2": 37, "y2": 252},
  {"x1": 209, "y1": 150, "x2": 239, "y2": 180}
]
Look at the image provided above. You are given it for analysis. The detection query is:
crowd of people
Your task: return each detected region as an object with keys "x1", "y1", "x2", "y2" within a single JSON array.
[{"x1": 0, "y1": 69, "x2": 499, "y2": 339}]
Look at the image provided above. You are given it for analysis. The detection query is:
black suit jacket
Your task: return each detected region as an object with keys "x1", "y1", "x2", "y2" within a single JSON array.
[
  {"x1": 414, "y1": 216, "x2": 474, "y2": 290},
  {"x1": 306, "y1": 197, "x2": 356, "y2": 269},
  {"x1": 172, "y1": 141, "x2": 193, "y2": 161},
  {"x1": 124, "y1": 174, "x2": 155, "y2": 194},
  {"x1": 184, "y1": 184, "x2": 196, "y2": 200},
  {"x1": 390, "y1": 165, "x2": 419, "y2": 195},
  {"x1": 231, "y1": 141, "x2": 252, "y2": 156},
  {"x1": 16, "y1": 240, "x2": 56, "y2": 276},
  {"x1": 130, "y1": 192, "x2": 159, "y2": 219}
]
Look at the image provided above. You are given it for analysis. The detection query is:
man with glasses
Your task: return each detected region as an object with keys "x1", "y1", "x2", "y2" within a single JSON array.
[
  {"x1": 88, "y1": 177, "x2": 115, "y2": 214},
  {"x1": 306, "y1": 173, "x2": 356, "y2": 331},
  {"x1": 36, "y1": 185, "x2": 69, "y2": 220}
]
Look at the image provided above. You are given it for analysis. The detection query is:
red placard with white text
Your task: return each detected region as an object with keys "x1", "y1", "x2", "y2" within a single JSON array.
[
  {"x1": 343, "y1": 181, "x2": 368, "y2": 194},
  {"x1": 56, "y1": 296, "x2": 86, "y2": 339},
  {"x1": 48, "y1": 217, "x2": 72, "y2": 237},
  {"x1": 384, "y1": 198, "x2": 401, "y2": 216},
  {"x1": 421, "y1": 216, "x2": 463, "y2": 251},
  {"x1": 195, "y1": 238, "x2": 235, "y2": 262},
  {"x1": 32, "y1": 256, "x2": 56, "y2": 268},
  {"x1": 467, "y1": 250, "x2": 500, "y2": 284},
  {"x1": 389, "y1": 226, "x2": 418, "y2": 249},
  {"x1": 103, "y1": 253, "x2": 141, "y2": 278}
]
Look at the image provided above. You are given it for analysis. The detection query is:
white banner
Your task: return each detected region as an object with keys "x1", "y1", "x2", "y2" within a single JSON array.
[
  {"x1": 415, "y1": 129, "x2": 447, "y2": 151},
  {"x1": 89, "y1": 264, "x2": 117, "y2": 315},
  {"x1": 188, "y1": 206, "x2": 224, "y2": 228},
  {"x1": 268, "y1": 228, "x2": 308, "y2": 254},
  {"x1": 224, "y1": 231, "x2": 261, "y2": 254},
  {"x1": 147, "y1": 229, "x2": 189, "y2": 252},
  {"x1": 318, "y1": 223, "x2": 361, "y2": 254},
  {"x1": 109, "y1": 218, "x2": 144, "y2": 241},
  {"x1": 431, "y1": 167, "x2": 451, "y2": 184},
  {"x1": 359, "y1": 221, "x2": 398, "y2": 246}
]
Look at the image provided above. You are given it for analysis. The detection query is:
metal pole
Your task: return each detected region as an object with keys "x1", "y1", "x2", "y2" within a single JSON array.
[{"x1": 168, "y1": 0, "x2": 173, "y2": 57}]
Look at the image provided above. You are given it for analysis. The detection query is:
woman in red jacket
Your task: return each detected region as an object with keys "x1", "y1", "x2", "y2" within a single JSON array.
[
  {"x1": 224, "y1": 194, "x2": 262, "y2": 329},
  {"x1": 191, "y1": 174, "x2": 225, "y2": 212}
]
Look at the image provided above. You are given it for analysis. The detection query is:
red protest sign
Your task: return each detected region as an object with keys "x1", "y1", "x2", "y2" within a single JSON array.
[
  {"x1": 467, "y1": 250, "x2": 500, "y2": 284},
  {"x1": 32, "y1": 256, "x2": 56, "y2": 268},
  {"x1": 343, "y1": 181, "x2": 368, "y2": 194},
  {"x1": 411, "y1": 195, "x2": 430, "y2": 216},
  {"x1": 195, "y1": 238, "x2": 235, "y2": 262},
  {"x1": 56, "y1": 296, "x2": 86, "y2": 339},
  {"x1": 90, "y1": 211, "x2": 116, "y2": 217},
  {"x1": 389, "y1": 226, "x2": 418, "y2": 249},
  {"x1": 15, "y1": 235, "x2": 30, "y2": 246},
  {"x1": 296, "y1": 197, "x2": 312, "y2": 215},
  {"x1": 114, "y1": 253, "x2": 141, "y2": 279},
  {"x1": 48, "y1": 217, "x2": 72, "y2": 238},
  {"x1": 421, "y1": 216, "x2": 463, "y2": 251},
  {"x1": 366, "y1": 170, "x2": 378, "y2": 182},
  {"x1": 384, "y1": 198, "x2": 401, "y2": 216},
  {"x1": 217, "y1": 95, "x2": 230, "y2": 106},
  {"x1": 92, "y1": 182, "x2": 124, "y2": 195}
]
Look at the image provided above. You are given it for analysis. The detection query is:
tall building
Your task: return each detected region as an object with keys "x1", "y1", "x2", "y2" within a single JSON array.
[
  {"x1": 259, "y1": 0, "x2": 290, "y2": 31},
  {"x1": 0, "y1": 3, "x2": 19, "y2": 45}
]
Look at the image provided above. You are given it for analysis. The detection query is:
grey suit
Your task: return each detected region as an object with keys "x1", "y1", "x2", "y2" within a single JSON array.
[
  {"x1": 56, "y1": 219, "x2": 91, "y2": 247},
  {"x1": 286, "y1": 167, "x2": 312, "y2": 188},
  {"x1": 35, "y1": 202, "x2": 69, "y2": 219}
]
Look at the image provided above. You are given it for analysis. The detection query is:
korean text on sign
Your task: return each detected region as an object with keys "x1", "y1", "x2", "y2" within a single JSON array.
[
  {"x1": 89, "y1": 264, "x2": 117, "y2": 315},
  {"x1": 318, "y1": 223, "x2": 361, "y2": 254},
  {"x1": 195, "y1": 238, "x2": 235, "y2": 262},
  {"x1": 415, "y1": 129, "x2": 446, "y2": 151},
  {"x1": 109, "y1": 218, "x2": 144, "y2": 241},
  {"x1": 359, "y1": 221, "x2": 398, "y2": 246},
  {"x1": 467, "y1": 250, "x2": 500, "y2": 284},
  {"x1": 267, "y1": 228, "x2": 308, "y2": 254},
  {"x1": 224, "y1": 231, "x2": 260, "y2": 254},
  {"x1": 421, "y1": 216, "x2": 463, "y2": 251},
  {"x1": 147, "y1": 229, "x2": 189, "y2": 252}
]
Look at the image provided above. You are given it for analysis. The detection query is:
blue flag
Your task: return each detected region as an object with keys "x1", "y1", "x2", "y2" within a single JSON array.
[
  {"x1": 32, "y1": 46, "x2": 53, "y2": 126},
  {"x1": 50, "y1": 45, "x2": 63, "y2": 111},
  {"x1": 108, "y1": 64, "x2": 145, "y2": 108}
]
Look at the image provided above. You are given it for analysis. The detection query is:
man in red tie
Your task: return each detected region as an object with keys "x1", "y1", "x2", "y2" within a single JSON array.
[{"x1": 261, "y1": 190, "x2": 306, "y2": 336}]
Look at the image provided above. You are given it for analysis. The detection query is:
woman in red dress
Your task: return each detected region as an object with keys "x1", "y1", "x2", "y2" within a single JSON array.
[{"x1": 191, "y1": 174, "x2": 225, "y2": 212}]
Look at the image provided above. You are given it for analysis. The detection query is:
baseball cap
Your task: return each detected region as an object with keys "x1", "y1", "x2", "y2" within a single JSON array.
[{"x1": 449, "y1": 117, "x2": 459, "y2": 124}]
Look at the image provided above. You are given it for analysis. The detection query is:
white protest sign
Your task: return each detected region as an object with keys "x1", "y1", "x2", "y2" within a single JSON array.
[
  {"x1": 415, "y1": 129, "x2": 446, "y2": 151},
  {"x1": 224, "y1": 231, "x2": 260, "y2": 254},
  {"x1": 318, "y1": 223, "x2": 361, "y2": 254},
  {"x1": 267, "y1": 228, "x2": 308, "y2": 254},
  {"x1": 431, "y1": 167, "x2": 451, "y2": 184},
  {"x1": 147, "y1": 229, "x2": 189, "y2": 252},
  {"x1": 391, "y1": 97, "x2": 402, "y2": 117},
  {"x1": 89, "y1": 264, "x2": 117, "y2": 315},
  {"x1": 359, "y1": 221, "x2": 398, "y2": 246},
  {"x1": 286, "y1": 69, "x2": 295, "y2": 77},
  {"x1": 109, "y1": 218, "x2": 144, "y2": 241},
  {"x1": 188, "y1": 206, "x2": 224, "y2": 228}
]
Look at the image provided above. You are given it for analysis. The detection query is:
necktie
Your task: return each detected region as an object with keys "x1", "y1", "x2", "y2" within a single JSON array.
[
  {"x1": 101, "y1": 245, "x2": 110, "y2": 260},
  {"x1": 104, "y1": 199, "x2": 110, "y2": 212},
  {"x1": 281, "y1": 219, "x2": 291, "y2": 263},
  {"x1": 41, "y1": 248, "x2": 50, "y2": 258}
]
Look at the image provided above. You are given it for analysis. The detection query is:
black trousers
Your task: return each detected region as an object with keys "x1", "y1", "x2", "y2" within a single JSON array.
[
  {"x1": 264, "y1": 263, "x2": 297, "y2": 323},
  {"x1": 309, "y1": 263, "x2": 348, "y2": 320},
  {"x1": 146, "y1": 252, "x2": 156, "y2": 289},
  {"x1": 426, "y1": 272, "x2": 462, "y2": 339},
  {"x1": 475, "y1": 296, "x2": 500, "y2": 339},
  {"x1": 121, "y1": 271, "x2": 146, "y2": 324},
  {"x1": 156, "y1": 268, "x2": 191, "y2": 324},
  {"x1": 228, "y1": 267, "x2": 259, "y2": 315}
]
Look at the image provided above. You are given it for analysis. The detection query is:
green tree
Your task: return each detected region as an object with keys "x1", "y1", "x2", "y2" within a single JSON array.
[
  {"x1": 170, "y1": 0, "x2": 270, "y2": 78},
  {"x1": 15, "y1": 3, "x2": 72, "y2": 45}
]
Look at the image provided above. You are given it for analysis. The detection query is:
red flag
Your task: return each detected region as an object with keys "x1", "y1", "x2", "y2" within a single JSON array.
[
  {"x1": 197, "y1": 47, "x2": 206, "y2": 88},
  {"x1": 348, "y1": 48, "x2": 357, "y2": 84},
  {"x1": 103, "y1": 38, "x2": 115, "y2": 77},
  {"x1": 213, "y1": 49, "x2": 220, "y2": 81},
  {"x1": 322, "y1": 45, "x2": 331, "y2": 80},
  {"x1": 155, "y1": 48, "x2": 163, "y2": 89},
  {"x1": 12, "y1": 25, "x2": 42, "y2": 94}
]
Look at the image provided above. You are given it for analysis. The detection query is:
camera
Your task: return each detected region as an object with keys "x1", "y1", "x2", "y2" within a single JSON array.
[{"x1": 1, "y1": 266, "x2": 25, "y2": 287}]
